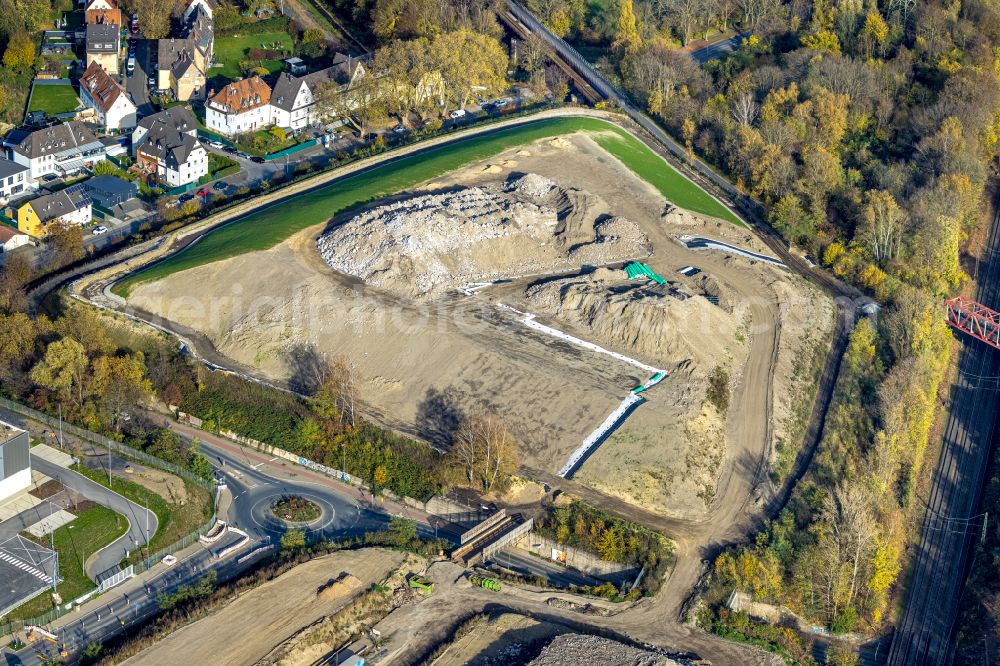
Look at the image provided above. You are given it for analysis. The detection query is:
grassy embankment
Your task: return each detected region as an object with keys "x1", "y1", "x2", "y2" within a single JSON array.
[
  {"x1": 72, "y1": 465, "x2": 213, "y2": 559},
  {"x1": 114, "y1": 116, "x2": 742, "y2": 296},
  {"x1": 10, "y1": 505, "x2": 128, "y2": 620}
]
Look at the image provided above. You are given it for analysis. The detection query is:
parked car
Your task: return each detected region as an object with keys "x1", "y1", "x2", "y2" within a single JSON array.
[
  {"x1": 161, "y1": 555, "x2": 177, "y2": 566},
  {"x1": 250, "y1": 155, "x2": 264, "y2": 163},
  {"x1": 392, "y1": 124, "x2": 407, "y2": 134},
  {"x1": 148, "y1": 77, "x2": 156, "y2": 87},
  {"x1": 237, "y1": 151, "x2": 250, "y2": 159},
  {"x1": 208, "y1": 140, "x2": 224, "y2": 149},
  {"x1": 494, "y1": 99, "x2": 509, "y2": 108},
  {"x1": 223, "y1": 145, "x2": 238, "y2": 154},
  {"x1": 197, "y1": 188, "x2": 211, "y2": 197},
  {"x1": 179, "y1": 193, "x2": 195, "y2": 203},
  {"x1": 449, "y1": 109, "x2": 466, "y2": 119},
  {"x1": 91, "y1": 225, "x2": 108, "y2": 235},
  {"x1": 213, "y1": 181, "x2": 228, "y2": 191}
]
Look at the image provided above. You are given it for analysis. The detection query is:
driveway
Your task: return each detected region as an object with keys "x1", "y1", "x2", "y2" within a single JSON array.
[{"x1": 28, "y1": 456, "x2": 158, "y2": 582}]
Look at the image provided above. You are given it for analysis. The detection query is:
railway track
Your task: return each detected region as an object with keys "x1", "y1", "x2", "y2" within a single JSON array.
[{"x1": 888, "y1": 194, "x2": 1000, "y2": 664}]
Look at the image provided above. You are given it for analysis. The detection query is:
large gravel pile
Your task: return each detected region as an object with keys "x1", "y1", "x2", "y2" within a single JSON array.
[
  {"x1": 316, "y1": 173, "x2": 649, "y2": 298},
  {"x1": 529, "y1": 634, "x2": 682, "y2": 666}
]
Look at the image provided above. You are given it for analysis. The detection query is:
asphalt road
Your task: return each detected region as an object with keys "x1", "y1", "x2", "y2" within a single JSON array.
[
  {"x1": 28, "y1": 457, "x2": 157, "y2": 582},
  {"x1": 688, "y1": 32, "x2": 748, "y2": 64},
  {"x1": 1, "y1": 417, "x2": 446, "y2": 666},
  {"x1": 887, "y1": 197, "x2": 1000, "y2": 664},
  {"x1": 492, "y1": 548, "x2": 601, "y2": 587},
  {"x1": 124, "y1": 36, "x2": 154, "y2": 117}
]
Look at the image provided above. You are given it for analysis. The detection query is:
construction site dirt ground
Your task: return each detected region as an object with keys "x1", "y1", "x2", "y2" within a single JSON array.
[
  {"x1": 126, "y1": 131, "x2": 834, "y2": 520},
  {"x1": 122, "y1": 548, "x2": 405, "y2": 666}
]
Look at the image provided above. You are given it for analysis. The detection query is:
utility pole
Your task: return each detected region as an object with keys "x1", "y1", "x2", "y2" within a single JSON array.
[{"x1": 58, "y1": 403, "x2": 64, "y2": 450}]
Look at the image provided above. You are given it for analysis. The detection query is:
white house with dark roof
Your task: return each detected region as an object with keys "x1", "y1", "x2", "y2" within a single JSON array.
[
  {"x1": 80, "y1": 61, "x2": 137, "y2": 131},
  {"x1": 0, "y1": 158, "x2": 32, "y2": 203},
  {"x1": 5, "y1": 121, "x2": 107, "y2": 180},
  {"x1": 132, "y1": 107, "x2": 208, "y2": 187},
  {"x1": 269, "y1": 53, "x2": 366, "y2": 130}
]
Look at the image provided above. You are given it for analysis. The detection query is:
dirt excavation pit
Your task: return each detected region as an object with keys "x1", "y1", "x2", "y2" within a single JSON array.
[{"x1": 127, "y1": 131, "x2": 834, "y2": 520}]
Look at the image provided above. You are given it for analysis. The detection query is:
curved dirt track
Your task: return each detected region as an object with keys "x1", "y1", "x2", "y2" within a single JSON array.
[{"x1": 65, "y1": 108, "x2": 849, "y2": 664}]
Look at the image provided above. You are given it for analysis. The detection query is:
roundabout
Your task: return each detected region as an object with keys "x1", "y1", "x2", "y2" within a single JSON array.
[{"x1": 245, "y1": 487, "x2": 343, "y2": 535}]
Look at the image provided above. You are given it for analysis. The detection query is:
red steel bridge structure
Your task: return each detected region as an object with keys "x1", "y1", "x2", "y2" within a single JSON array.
[{"x1": 946, "y1": 296, "x2": 1000, "y2": 350}]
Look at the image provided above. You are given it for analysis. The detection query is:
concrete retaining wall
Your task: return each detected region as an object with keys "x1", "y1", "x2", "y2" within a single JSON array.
[{"x1": 522, "y1": 532, "x2": 635, "y2": 578}]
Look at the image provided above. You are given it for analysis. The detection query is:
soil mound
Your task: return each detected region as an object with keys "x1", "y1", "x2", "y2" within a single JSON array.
[
  {"x1": 316, "y1": 173, "x2": 649, "y2": 297},
  {"x1": 524, "y1": 270, "x2": 737, "y2": 369}
]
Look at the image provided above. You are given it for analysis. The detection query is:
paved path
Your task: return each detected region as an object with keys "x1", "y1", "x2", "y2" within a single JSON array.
[{"x1": 28, "y1": 457, "x2": 157, "y2": 582}]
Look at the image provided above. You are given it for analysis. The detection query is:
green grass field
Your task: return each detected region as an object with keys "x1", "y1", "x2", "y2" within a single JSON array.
[
  {"x1": 28, "y1": 83, "x2": 80, "y2": 114},
  {"x1": 8, "y1": 505, "x2": 128, "y2": 620},
  {"x1": 116, "y1": 117, "x2": 742, "y2": 295},
  {"x1": 213, "y1": 32, "x2": 294, "y2": 80}
]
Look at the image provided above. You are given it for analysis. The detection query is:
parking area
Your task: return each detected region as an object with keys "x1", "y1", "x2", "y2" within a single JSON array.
[{"x1": 0, "y1": 534, "x2": 59, "y2": 617}]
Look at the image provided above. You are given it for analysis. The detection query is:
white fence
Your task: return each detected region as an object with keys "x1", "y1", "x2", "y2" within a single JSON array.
[{"x1": 97, "y1": 564, "x2": 134, "y2": 593}]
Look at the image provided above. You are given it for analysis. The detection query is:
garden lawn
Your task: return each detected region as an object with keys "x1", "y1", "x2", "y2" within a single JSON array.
[
  {"x1": 115, "y1": 116, "x2": 743, "y2": 295},
  {"x1": 28, "y1": 83, "x2": 80, "y2": 115},
  {"x1": 213, "y1": 32, "x2": 294, "y2": 80},
  {"x1": 9, "y1": 505, "x2": 128, "y2": 620}
]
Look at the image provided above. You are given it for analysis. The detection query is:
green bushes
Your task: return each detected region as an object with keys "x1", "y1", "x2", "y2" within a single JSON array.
[
  {"x1": 535, "y1": 500, "x2": 673, "y2": 596},
  {"x1": 177, "y1": 368, "x2": 444, "y2": 500}
]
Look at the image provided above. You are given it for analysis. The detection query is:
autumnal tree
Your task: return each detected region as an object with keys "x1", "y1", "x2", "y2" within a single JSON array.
[
  {"x1": 0, "y1": 253, "x2": 33, "y2": 314},
  {"x1": 612, "y1": 0, "x2": 641, "y2": 54},
  {"x1": 134, "y1": 0, "x2": 175, "y2": 39},
  {"x1": 91, "y1": 353, "x2": 152, "y2": 431},
  {"x1": 858, "y1": 190, "x2": 903, "y2": 265},
  {"x1": 46, "y1": 223, "x2": 85, "y2": 266},
  {"x1": 450, "y1": 411, "x2": 520, "y2": 492},
  {"x1": 861, "y1": 10, "x2": 889, "y2": 58},
  {"x1": 2, "y1": 32, "x2": 35, "y2": 71},
  {"x1": 30, "y1": 337, "x2": 88, "y2": 405}
]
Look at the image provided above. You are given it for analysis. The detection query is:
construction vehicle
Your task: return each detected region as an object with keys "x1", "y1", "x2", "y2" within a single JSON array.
[
  {"x1": 407, "y1": 574, "x2": 434, "y2": 595},
  {"x1": 469, "y1": 575, "x2": 502, "y2": 591}
]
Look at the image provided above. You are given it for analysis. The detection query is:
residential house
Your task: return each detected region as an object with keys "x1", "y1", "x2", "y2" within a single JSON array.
[
  {"x1": 0, "y1": 159, "x2": 32, "y2": 203},
  {"x1": 85, "y1": 0, "x2": 122, "y2": 26},
  {"x1": 182, "y1": 1, "x2": 214, "y2": 74},
  {"x1": 84, "y1": 173, "x2": 138, "y2": 207},
  {"x1": 16, "y1": 185, "x2": 93, "y2": 238},
  {"x1": 80, "y1": 62, "x2": 137, "y2": 131},
  {"x1": 157, "y1": 39, "x2": 206, "y2": 101},
  {"x1": 86, "y1": 23, "x2": 120, "y2": 75},
  {"x1": 205, "y1": 76, "x2": 272, "y2": 136},
  {"x1": 181, "y1": 0, "x2": 213, "y2": 20},
  {"x1": 132, "y1": 107, "x2": 208, "y2": 187},
  {"x1": 0, "y1": 226, "x2": 32, "y2": 253},
  {"x1": 269, "y1": 54, "x2": 367, "y2": 130},
  {"x1": 5, "y1": 121, "x2": 106, "y2": 180}
]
